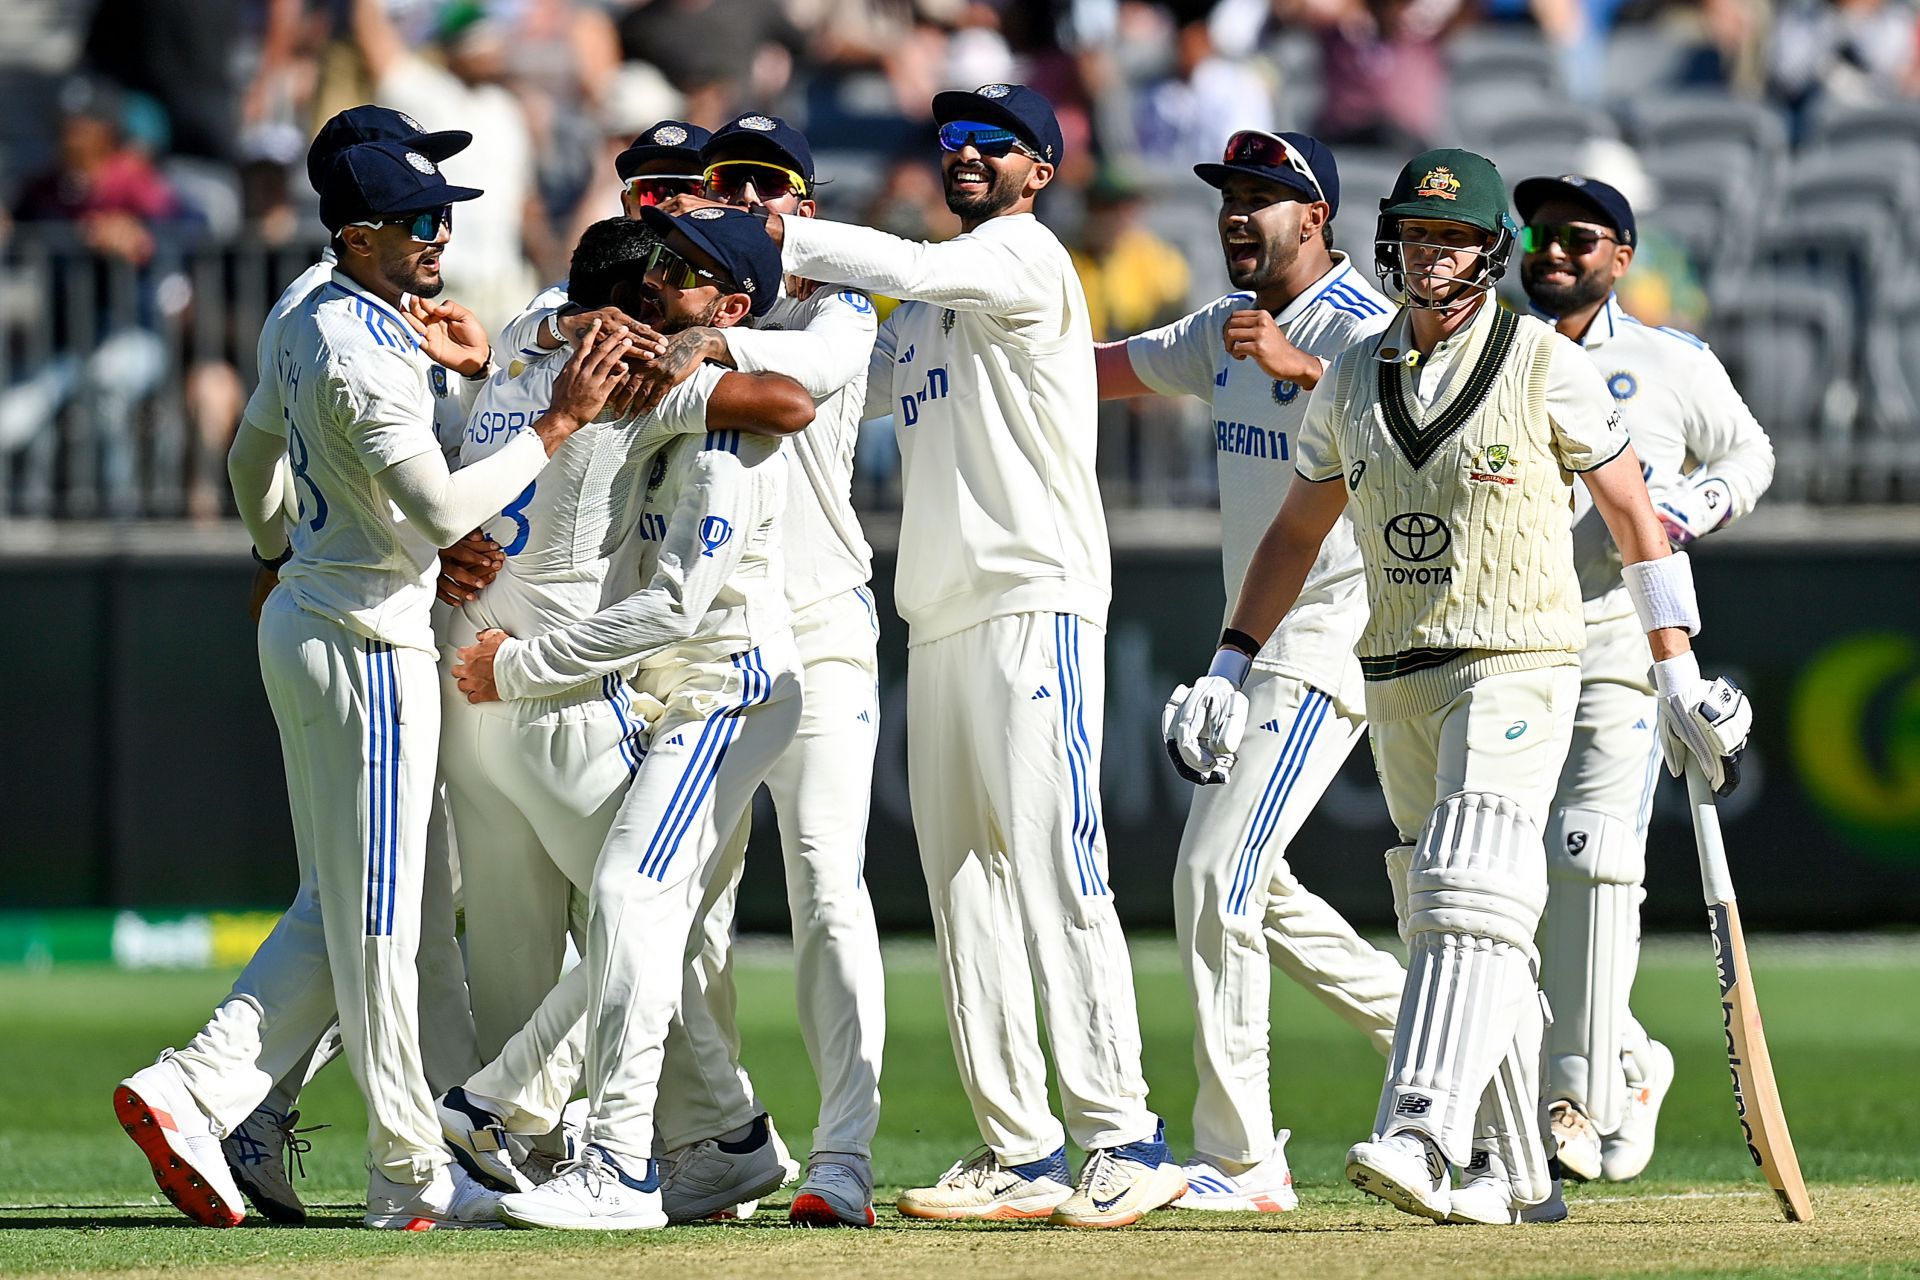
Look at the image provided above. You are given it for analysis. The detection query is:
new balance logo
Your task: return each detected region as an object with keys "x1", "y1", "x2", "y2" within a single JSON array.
[
  {"x1": 1395, "y1": 1095, "x2": 1433, "y2": 1118},
  {"x1": 1031, "y1": 687, "x2": 1052, "y2": 700},
  {"x1": 1260, "y1": 719, "x2": 1281, "y2": 732}
]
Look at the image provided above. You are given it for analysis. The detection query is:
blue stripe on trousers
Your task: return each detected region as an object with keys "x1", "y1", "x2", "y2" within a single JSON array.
[{"x1": 1225, "y1": 688, "x2": 1330, "y2": 916}]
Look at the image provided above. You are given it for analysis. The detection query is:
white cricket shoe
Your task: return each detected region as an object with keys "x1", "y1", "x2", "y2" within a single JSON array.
[
  {"x1": 438, "y1": 1087, "x2": 530, "y2": 1193},
  {"x1": 1444, "y1": 1148, "x2": 1570, "y2": 1225},
  {"x1": 1602, "y1": 1038, "x2": 1676, "y2": 1182},
  {"x1": 1347, "y1": 1130, "x2": 1450, "y2": 1222},
  {"x1": 364, "y1": 1163, "x2": 505, "y2": 1230},
  {"x1": 114, "y1": 1055, "x2": 246, "y2": 1228},
  {"x1": 498, "y1": 1145, "x2": 666, "y2": 1231},
  {"x1": 790, "y1": 1153, "x2": 876, "y2": 1227},
  {"x1": 222, "y1": 1105, "x2": 317, "y2": 1224},
  {"x1": 1050, "y1": 1122, "x2": 1188, "y2": 1228},
  {"x1": 520, "y1": 1098, "x2": 587, "y2": 1187},
  {"x1": 1178, "y1": 1129, "x2": 1299, "y2": 1212},
  {"x1": 897, "y1": 1145, "x2": 1074, "y2": 1221},
  {"x1": 660, "y1": 1114, "x2": 791, "y2": 1223},
  {"x1": 1549, "y1": 1099, "x2": 1603, "y2": 1182}
]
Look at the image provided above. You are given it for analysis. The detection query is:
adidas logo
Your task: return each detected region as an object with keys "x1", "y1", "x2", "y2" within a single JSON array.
[
  {"x1": 897, "y1": 344, "x2": 915, "y2": 364},
  {"x1": 856, "y1": 710, "x2": 872, "y2": 723},
  {"x1": 1633, "y1": 718, "x2": 1648, "y2": 730},
  {"x1": 663, "y1": 733, "x2": 684, "y2": 748},
  {"x1": 1031, "y1": 687, "x2": 1052, "y2": 700},
  {"x1": 1214, "y1": 367, "x2": 1229, "y2": 386},
  {"x1": 1260, "y1": 719, "x2": 1281, "y2": 732}
]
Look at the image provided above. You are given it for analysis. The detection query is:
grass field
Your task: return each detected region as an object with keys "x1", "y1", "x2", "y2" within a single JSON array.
[{"x1": 3, "y1": 936, "x2": 1917, "y2": 1278}]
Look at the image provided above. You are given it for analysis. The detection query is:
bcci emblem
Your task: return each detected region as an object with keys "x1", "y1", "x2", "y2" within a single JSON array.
[
  {"x1": 941, "y1": 308, "x2": 956, "y2": 335},
  {"x1": 647, "y1": 453, "x2": 669, "y2": 492},
  {"x1": 1608, "y1": 370, "x2": 1639, "y2": 400},
  {"x1": 979, "y1": 84, "x2": 1012, "y2": 99},
  {"x1": 429, "y1": 366, "x2": 449, "y2": 398},
  {"x1": 738, "y1": 115, "x2": 777, "y2": 132},
  {"x1": 405, "y1": 151, "x2": 436, "y2": 175},
  {"x1": 652, "y1": 124, "x2": 689, "y2": 146},
  {"x1": 1271, "y1": 379, "x2": 1299, "y2": 405},
  {"x1": 1415, "y1": 166, "x2": 1461, "y2": 201},
  {"x1": 690, "y1": 207, "x2": 725, "y2": 220}
]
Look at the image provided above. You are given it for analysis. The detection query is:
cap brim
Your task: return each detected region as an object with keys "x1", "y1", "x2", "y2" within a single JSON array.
[
  {"x1": 931, "y1": 91, "x2": 1040, "y2": 153},
  {"x1": 1512, "y1": 176, "x2": 1613, "y2": 231},
  {"x1": 703, "y1": 133, "x2": 810, "y2": 183},
  {"x1": 384, "y1": 181, "x2": 486, "y2": 216},
  {"x1": 639, "y1": 206, "x2": 732, "y2": 277},
  {"x1": 616, "y1": 145, "x2": 702, "y2": 180},
  {"x1": 1193, "y1": 162, "x2": 1322, "y2": 203},
  {"x1": 413, "y1": 129, "x2": 472, "y2": 163}
]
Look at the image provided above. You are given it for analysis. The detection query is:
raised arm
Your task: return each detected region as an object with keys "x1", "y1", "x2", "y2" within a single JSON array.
[
  {"x1": 718, "y1": 288, "x2": 875, "y2": 400},
  {"x1": 1094, "y1": 341, "x2": 1155, "y2": 399},
  {"x1": 768, "y1": 213, "x2": 1058, "y2": 318}
]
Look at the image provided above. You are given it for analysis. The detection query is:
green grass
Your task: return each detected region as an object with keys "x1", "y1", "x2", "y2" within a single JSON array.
[{"x1": 2, "y1": 936, "x2": 1917, "y2": 1277}]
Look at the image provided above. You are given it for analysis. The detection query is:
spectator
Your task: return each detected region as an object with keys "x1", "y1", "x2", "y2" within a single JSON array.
[
  {"x1": 1135, "y1": 17, "x2": 1278, "y2": 169},
  {"x1": 351, "y1": 0, "x2": 543, "y2": 331},
  {"x1": 1290, "y1": 0, "x2": 1467, "y2": 151},
  {"x1": 1070, "y1": 169, "x2": 1190, "y2": 340},
  {"x1": 4, "y1": 78, "x2": 184, "y2": 518},
  {"x1": 1770, "y1": 0, "x2": 1920, "y2": 117},
  {"x1": 617, "y1": 0, "x2": 805, "y2": 127}
]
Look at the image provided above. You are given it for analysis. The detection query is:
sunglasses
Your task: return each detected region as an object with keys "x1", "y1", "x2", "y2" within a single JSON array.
[
  {"x1": 1522, "y1": 223, "x2": 1617, "y2": 255},
  {"x1": 702, "y1": 159, "x2": 808, "y2": 204},
  {"x1": 623, "y1": 174, "x2": 706, "y2": 208},
  {"x1": 937, "y1": 120, "x2": 1039, "y2": 159},
  {"x1": 349, "y1": 205, "x2": 453, "y2": 244},
  {"x1": 643, "y1": 240, "x2": 738, "y2": 293},
  {"x1": 1220, "y1": 131, "x2": 1325, "y2": 205}
]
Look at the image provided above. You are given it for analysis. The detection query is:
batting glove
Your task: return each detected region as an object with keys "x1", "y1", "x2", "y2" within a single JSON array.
[
  {"x1": 1163, "y1": 647, "x2": 1251, "y2": 785},
  {"x1": 1653, "y1": 651, "x2": 1752, "y2": 796},
  {"x1": 1652, "y1": 476, "x2": 1734, "y2": 549}
]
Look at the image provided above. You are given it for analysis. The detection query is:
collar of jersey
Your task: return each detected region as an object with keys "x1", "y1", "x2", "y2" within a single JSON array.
[
  {"x1": 1527, "y1": 290, "x2": 1623, "y2": 351},
  {"x1": 1271, "y1": 253, "x2": 1358, "y2": 329},
  {"x1": 325, "y1": 270, "x2": 420, "y2": 350},
  {"x1": 1371, "y1": 288, "x2": 1494, "y2": 365}
]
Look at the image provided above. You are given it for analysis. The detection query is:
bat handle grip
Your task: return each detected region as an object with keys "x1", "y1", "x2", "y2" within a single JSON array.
[{"x1": 1685, "y1": 759, "x2": 1738, "y2": 906}]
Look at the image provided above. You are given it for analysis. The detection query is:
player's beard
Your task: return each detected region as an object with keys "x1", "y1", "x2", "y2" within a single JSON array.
[
  {"x1": 944, "y1": 162, "x2": 1023, "y2": 222},
  {"x1": 1224, "y1": 216, "x2": 1302, "y2": 292},
  {"x1": 1523, "y1": 254, "x2": 1610, "y2": 318},
  {"x1": 382, "y1": 241, "x2": 446, "y2": 299}
]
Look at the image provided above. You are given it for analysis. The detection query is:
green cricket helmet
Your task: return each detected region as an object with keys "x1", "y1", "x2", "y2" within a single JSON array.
[{"x1": 1374, "y1": 147, "x2": 1518, "y2": 307}]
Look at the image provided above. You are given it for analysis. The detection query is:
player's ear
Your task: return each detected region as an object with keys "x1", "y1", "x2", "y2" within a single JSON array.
[
  {"x1": 713, "y1": 291, "x2": 754, "y2": 328},
  {"x1": 1611, "y1": 243, "x2": 1634, "y2": 283},
  {"x1": 797, "y1": 197, "x2": 817, "y2": 219},
  {"x1": 1025, "y1": 160, "x2": 1055, "y2": 195},
  {"x1": 337, "y1": 225, "x2": 377, "y2": 262},
  {"x1": 1301, "y1": 199, "x2": 1331, "y2": 242}
]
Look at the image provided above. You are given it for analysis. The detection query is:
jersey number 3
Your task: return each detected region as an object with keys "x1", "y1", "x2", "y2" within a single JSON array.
[{"x1": 499, "y1": 482, "x2": 536, "y2": 556}]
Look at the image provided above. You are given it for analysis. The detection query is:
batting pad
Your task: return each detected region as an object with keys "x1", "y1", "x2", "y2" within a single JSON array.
[
  {"x1": 1376, "y1": 792, "x2": 1549, "y2": 1165},
  {"x1": 1543, "y1": 806, "x2": 1644, "y2": 1132},
  {"x1": 1474, "y1": 988, "x2": 1553, "y2": 1205}
]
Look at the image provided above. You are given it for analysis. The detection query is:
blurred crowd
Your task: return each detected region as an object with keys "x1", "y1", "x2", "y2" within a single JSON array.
[{"x1": 3, "y1": 0, "x2": 1918, "y2": 518}]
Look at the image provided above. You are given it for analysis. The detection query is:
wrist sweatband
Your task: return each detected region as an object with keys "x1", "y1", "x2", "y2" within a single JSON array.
[
  {"x1": 1208, "y1": 647, "x2": 1253, "y2": 689},
  {"x1": 1220, "y1": 627, "x2": 1262, "y2": 658},
  {"x1": 1623, "y1": 550, "x2": 1701, "y2": 636},
  {"x1": 251, "y1": 544, "x2": 292, "y2": 571},
  {"x1": 1652, "y1": 650, "x2": 1700, "y2": 698},
  {"x1": 544, "y1": 310, "x2": 567, "y2": 348}
]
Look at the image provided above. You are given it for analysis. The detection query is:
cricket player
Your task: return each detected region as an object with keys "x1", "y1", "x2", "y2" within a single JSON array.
[
  {"x1": 434, "y1": 214, "x2": 815, "y2": 1212},
  {"x1": 1166, "y1": 148, "x2": 1752, "y2": 1226},
  {"x1": 217, "y1": 103, "x2": 489, "y2": 1227},
  {"x1": 743, "y1": 84, "x2": 1185, "y2": 1228},
  {"x1": 1515, "y1": 174, "x2": 1774, "y2": 1182},
  {"x1": 496, "y1": 113, "x2": 888, "y2": 1226},
  {"x1": 438, "y1": 206, "x2": 808, "y2": 1232},
  {"x1": 115, "y1": 138, "x2": 625, "y2": 1229},
  {"x1": 1101, "y1": 129, "x2": 1406, "y2": 1210}
]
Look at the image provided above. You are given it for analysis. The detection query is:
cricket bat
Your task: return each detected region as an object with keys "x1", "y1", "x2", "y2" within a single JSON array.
[{"x1": 1685, "y1": 760, "x2": 1815, "y2": 1223}]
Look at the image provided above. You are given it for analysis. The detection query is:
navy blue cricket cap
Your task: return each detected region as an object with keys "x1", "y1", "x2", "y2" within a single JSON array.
[
  {"x1": 931, "y1": 83, "x2": 1064, "y2": 166},
  {"x1": 615, "y1": 120, "x2": 711, "y2": 180},
  {"x1": 319, "y1": 140, "x2": 484, "y2": 232},
  {"x1": 704, "y1": 113, "x2": 815, "y2": 186},
  {"x1": 1515, "y1": 173, "x2": 1636, "y2": 247},
  {"x1": 639, "y1": 205, "x2": 783, "y2": 317},
  {"x1": 306, "y1": 105, "x2": 469, "y2": 195},
  {"x1": 1194, "y1": 130, "x2": 1340, "y2": 217}
]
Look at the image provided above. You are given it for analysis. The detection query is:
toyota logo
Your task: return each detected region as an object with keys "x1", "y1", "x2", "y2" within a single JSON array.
[{"x1": 1384, "y1": 512, "x2": 1451, "y2": 562}]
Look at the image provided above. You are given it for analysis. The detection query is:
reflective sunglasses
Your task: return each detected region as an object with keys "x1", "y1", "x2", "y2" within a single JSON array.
[
  {"x1": 1521, "y1": 223, "x2": 1617, "y2": 255},
  {"x1": 702, "y1": 159, "x2": 808, "y2": 204},
  {"x1": 643, "y1": 240, "x2": 737, "y2": 293},
  {"x1": 937, "y1": 120, "x2": 1038, "y2": 159},
  {"x1": 623, "y1": 174, "x2": 706, "y2": 208},
  {"x1": 349, "y1": 204, "x2": 453, "y2": 244},
  {"x1": 1220, "y1": 130, "x2": 1325, "y2": 204}
]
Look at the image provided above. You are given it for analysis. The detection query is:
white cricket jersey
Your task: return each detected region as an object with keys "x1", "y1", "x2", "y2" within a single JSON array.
[
  {"x1": 1559, "y1": 295, "x2": 1776, "y2": 623},
  {"x1": 260, "y1": 254, "x2": 472, "y2": 460},
  {"x1": 241, "y1": 271, "x2": 494, "y2": 653},
  {"x1": 1125, "y1": 254, "x2": 1390, "y2": 690},
  {"x1": 491, "y1": 428, "x2": 790, "y2": 700},
  {"x1": 723, "y1": 284, "x2": 876, "y2": 613},
  {"x1": 453, "y1": 349, "x2": 721, "y2": 653},
  {"x1": 784, "y1": 212, "x2": 1108, "y2": 641}
]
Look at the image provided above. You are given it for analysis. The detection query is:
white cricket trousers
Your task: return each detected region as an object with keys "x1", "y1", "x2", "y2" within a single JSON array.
[
  {"x1": 1175, "y1": 668, "x2": 1405, "y2": 1166},
  {"x1": 583, "y1": 638, "x2": 804, "y2": 1166},
  {"x1": 1542, "y1": 612, "x2": 1663, "y2": 1132},
  {"x1": 909, "y1": 612, "x2": 1157, "y2": 1164},
  {"x1": 171, "y1": 592, "x2": 449, "y2": 1183}
]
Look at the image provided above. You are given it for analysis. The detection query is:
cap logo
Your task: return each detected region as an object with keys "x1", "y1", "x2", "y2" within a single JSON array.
[
  {"x1": 405, "y1": 151, "x2": 437, "y2": 175},
  {"x1": 1415, "y1": 166, "x2": 1460, "y2": 200},
  {"x1": 398, "y1": 111, "x2": 423, "y2": 132},
  {"x1": 738, "y1": 115, "x2": 777, "y2": 132},
  {"x1": 690, "y1": 207, "x2": 725, "y2": 219},
  {"x1": 979, "y1": 84, "x2": 1012, "y2": 98},
  {"x1": 653, "y1": 125, "x2": 689, "y2": 146},
  {"x1": 1561, "y1": 174, "x2": 1587, "y2": 186}
]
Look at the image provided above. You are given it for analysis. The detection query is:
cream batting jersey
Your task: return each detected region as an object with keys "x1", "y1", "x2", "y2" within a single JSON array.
[
  {"x1": 241, "y1": 271, "x2": 531, "y2": 653},
  {"x1": 784, "y1": 212, "x2": 1109, "y2": 641},
  {"x1": 491, "y1": 428, "x2": 790, "y2": 700},
  {"x1": 455, "y1": 349, "x2": 722, "y2": 654},
  {"x1": 1125, "y1": 254, "x2": 1390, "y2": 689},
  {"x1": 1559, "y1": 295, "x2": 1776, "y2": 622}
]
